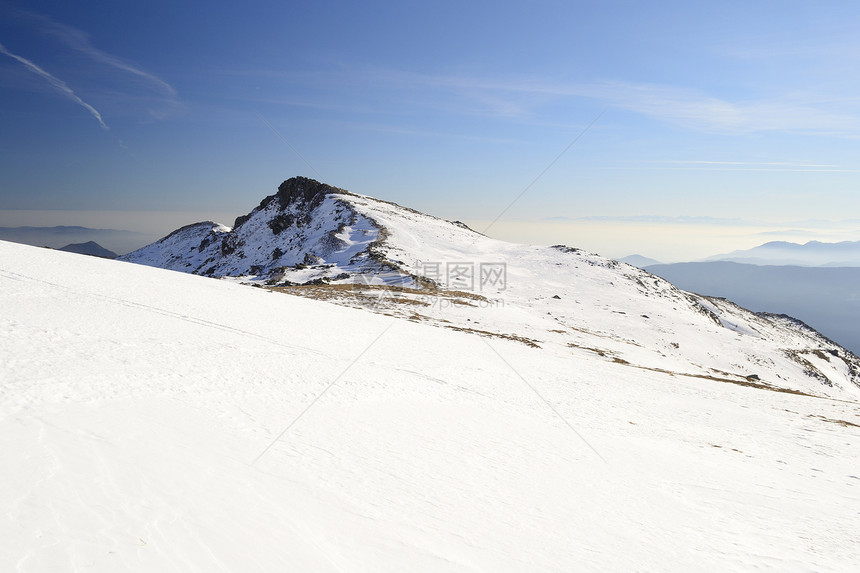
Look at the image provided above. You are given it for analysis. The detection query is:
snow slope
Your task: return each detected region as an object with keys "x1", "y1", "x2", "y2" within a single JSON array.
[
  {"x1": 646, "y1": 260, "x2": 860, "y2": 355},
  {"x1": 2, "y1": 239, "x2": 860, "y2": 571},
  {"x1": 337, "y1": 190, "x2": 860, "y2": 400}
]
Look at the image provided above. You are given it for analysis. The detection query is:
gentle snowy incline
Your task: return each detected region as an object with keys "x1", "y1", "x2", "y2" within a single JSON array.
[
  {"x1": 339, "y1": 191, "x2": 860, "y2": 400},
  {"x1": 2, "y1": 240, "x2": 859, "y2": 571}
]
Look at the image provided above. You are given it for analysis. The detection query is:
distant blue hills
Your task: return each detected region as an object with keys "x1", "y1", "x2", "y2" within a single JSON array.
[
  {"x1": 619, "y1": 239, "x2": 860, "y2": 355},
  {"x1": 705, "y1": 239, "x2": 860, "y2": 267},
  {"x1": 645, "y1": 261, "x2": 860, "y2": 355},
  {"x1": 58, "y1": 241, "x2": 118, "y2": 259},
  {"x1": 0, "y1": 226, "x2": 150, "y2": 255},
  {"x1": 619, "y1": 254, "x2": 662, "y2": 267}
]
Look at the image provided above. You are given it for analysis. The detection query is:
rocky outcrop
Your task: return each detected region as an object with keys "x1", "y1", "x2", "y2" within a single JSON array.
[
  {"x1": 118, "y1": 177, "x2": 391, "y2": 284},
  {"x1": 233, "y1": 177, "x2": 349, "y2": 229}
]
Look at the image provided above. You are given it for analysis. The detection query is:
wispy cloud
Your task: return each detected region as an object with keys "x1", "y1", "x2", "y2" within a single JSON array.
[
  {"x1": 2, "y1": 5, "x2": 179, "y2": 124},
  {"x1": 248, "y1": 66, "x2": 860, "y2": 136},
  {"x1": 0, "y1": 41, "x2": 108, "y2": 129},
  {"x1": 662, "y1": 160, "x2": 837, "y2": 167},
  {"x1": 548, "y1": 214, "x2": 751, "y2": 225},
  {"x1": 400, "y1": 73, "x2": 860, "y2": 134},
  {"x1": 754, "y1": 229, "x2": 832, "y2": 238},
  {"x1": 28, "y1": 11, "x2": 176, "y2": 97},
  {"x1": 585, "y1": 81, "x2": 860, "y2": 134},
  {"x1": 633, "y1": 160, "x2": 860, "y2": 173}
]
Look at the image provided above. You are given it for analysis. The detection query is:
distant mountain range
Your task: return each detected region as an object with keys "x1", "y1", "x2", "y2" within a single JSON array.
[
  {"x1": 630, "y1": 239, "x2": 860, "y2": 355},
  {"x1": 706, "y1": 240, "x2": 860, "y2": 266},
  {"x1": 619, "y1": 254, "x2": 662, "y2": 267},
  {"x1": 0, "y1": 226, "x2": 150, "y2": 255}
]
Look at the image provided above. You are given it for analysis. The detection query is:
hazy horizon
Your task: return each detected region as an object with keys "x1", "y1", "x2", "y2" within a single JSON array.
[{"x1": 3, "y1": 203, "x2": 860, "y2": 262}]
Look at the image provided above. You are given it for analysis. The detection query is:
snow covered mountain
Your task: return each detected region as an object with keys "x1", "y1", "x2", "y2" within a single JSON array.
[
  {"x1": 2, "y1": 238, "x2": 860, "y2": 571},
  {"x1": 119, "y1": 177, "x2": 409, "y2": 285},
  {"x1": 121, "y1": 176, "x2": 860, "y2": 401}
]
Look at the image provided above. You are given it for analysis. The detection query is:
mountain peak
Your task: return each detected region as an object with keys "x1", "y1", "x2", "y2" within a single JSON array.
[
  {"x1": 232, "y1": 176, "x2": 349, "y2": 230},
  {"x1": 275, "y1": 176, "x2": 348, "y2": 206},
  {"x1": 121, "y1": 177, "x2": 423, "y2": 284}
]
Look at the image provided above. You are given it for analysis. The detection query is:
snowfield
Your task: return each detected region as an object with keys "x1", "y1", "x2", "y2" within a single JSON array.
[{"x1": 2, "y1": 239, "x2": 860, "y2": 571}]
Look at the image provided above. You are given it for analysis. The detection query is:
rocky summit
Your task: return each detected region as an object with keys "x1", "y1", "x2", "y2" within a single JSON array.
[{"x1": 119, "y1": 177, "x2": 416, "y2": 285}]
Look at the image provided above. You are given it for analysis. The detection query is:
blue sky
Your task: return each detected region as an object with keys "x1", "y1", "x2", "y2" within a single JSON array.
[{"x1": 2, "y1": 0, "x2": 860, "y2": 260}]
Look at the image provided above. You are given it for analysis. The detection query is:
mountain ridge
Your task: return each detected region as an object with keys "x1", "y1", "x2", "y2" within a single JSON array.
[{"x1": 117, "y1": 176, "x2": 860, "y2": 401}]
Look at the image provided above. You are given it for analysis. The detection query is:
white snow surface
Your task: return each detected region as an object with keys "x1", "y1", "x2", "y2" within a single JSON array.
[
  {"x1": 336, "y1": 192, "x2": 860, "y2": 400},
  {"x1": 3, "y1": 239, "x2": 860, "y2": 571}
]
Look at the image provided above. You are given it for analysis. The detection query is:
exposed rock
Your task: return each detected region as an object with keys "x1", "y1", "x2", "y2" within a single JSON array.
[{"x1": 118, "y1": 177, "x2": 391, "y2": 285}]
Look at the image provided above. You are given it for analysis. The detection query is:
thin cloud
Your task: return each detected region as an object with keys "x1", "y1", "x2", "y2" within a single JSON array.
[
  {"x1": 31, "y1": 13, "x2": 176, "y2": 97},
  {"x1": 636, "y1": 166, "x2": 860, "y2": 173},
  {"x1": 334, "y1": 120, "x2": 524, "y2": 143},
  {"x1": 288, "y1": 66, "x2": 860, "y2": 135},
  {"x1": 587, "y1": 81, "x2": 860, "y2": 134},
  {"x1": 660, "y1": 160, "x2": 838, "y2": 167},
  {"x1": 0, "y1": 41, "x2": 108, "y2": 130},
  {"x1": 1, "y1": 5, "x2": 178, "y2": 123},
  {"x1": 632, "y1": 159, "x2": 859, "y2": 173},
  {"x1": 563, "y1": 215, "x2": 751, "y2": 225},
  {"x1": 418, "y1": 74, "x2": 860, "y2": 134}
]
